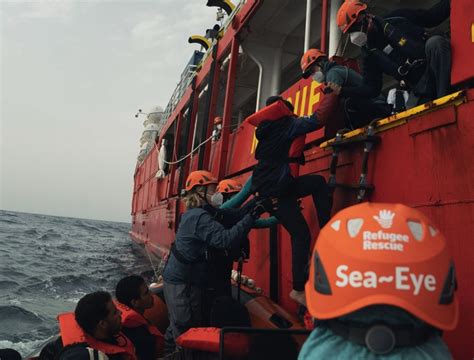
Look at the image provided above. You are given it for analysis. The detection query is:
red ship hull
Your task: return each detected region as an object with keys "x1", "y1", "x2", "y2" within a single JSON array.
[{"x1": 131, "y1": 1, "x2": 474, "y2": 357}]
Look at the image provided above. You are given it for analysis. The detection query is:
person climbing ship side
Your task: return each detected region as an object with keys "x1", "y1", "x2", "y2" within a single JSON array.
[
  {"x1": 162, "y1": 170, "x2": 274, "y2": 354},
  {"x1": 246, "y1": 90, "x2": 339, "y2": 306},
  {"x1": 336, "y1": 0, "x2": 451, "y2": 104}
]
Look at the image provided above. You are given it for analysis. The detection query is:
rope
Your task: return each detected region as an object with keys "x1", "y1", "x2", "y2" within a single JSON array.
[
  {"x1": 144, "y1": 242, "x2": 161, "y2": 282},
  {"x1": 154, "y1": 134, "x2": 214, "y2": 166},
  {"x1": 154, "y1": 122, "x2": 240, "y2": 166}
]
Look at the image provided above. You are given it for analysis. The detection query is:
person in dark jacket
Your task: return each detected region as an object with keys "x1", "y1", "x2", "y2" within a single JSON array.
[
  {"x1": 115, "y1": 275, "x2": 163, "y2": 360},
  {"x1": 162, "y1": 170, "x2": 270, "y2": 354},
  {"x1": 250, "y1": 93, "x2": 338, "y2": 306},
  {"x1": 206, "y1": 179, "x2": 250, "y2": 301},
  {"x1": 336, "y1": 0, "x2": 451, "y2": 103}
]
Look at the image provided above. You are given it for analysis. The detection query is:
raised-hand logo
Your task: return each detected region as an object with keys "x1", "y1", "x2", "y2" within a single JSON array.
[{"x1": 373, "y1": 210, "x2": 395, "y2": 229}]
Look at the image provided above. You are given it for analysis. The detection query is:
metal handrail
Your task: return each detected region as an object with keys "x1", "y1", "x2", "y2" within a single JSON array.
[{"x1": 157, "y1": 0, "x2": 245, "y2": 132}]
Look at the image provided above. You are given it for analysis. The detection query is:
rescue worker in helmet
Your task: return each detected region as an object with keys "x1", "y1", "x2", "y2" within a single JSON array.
[
  {"x1": 299, "y1": 202, "x2": 458, "y2": 359},
  {"x1": 301, "y1": 48, "x2": 391, "y2": 129},
  {"x1": 115, "y1": 275, "x2": 164, "y2": 360},
  {"x1": 206, "y1": 179, "x2": 247, "y2": 301},
  {"x1": 248, "y1": 92, "x2": 339, "y2": 306},
  {"x1": 162, "y1": 170, "x2": 274, "y2": 353},
  {"x1": 336, "y1": 0, "x2": 451, "y2": 104}
]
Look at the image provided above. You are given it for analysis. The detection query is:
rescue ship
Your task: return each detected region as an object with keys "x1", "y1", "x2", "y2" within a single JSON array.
[{"x1": 130, "y1": 1, "x2": 474, "y2": 358}]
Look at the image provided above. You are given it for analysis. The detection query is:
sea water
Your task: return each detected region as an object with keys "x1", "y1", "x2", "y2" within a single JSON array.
[{"x1": 0, "y1": 210, "x2": 152, "y2": 356}]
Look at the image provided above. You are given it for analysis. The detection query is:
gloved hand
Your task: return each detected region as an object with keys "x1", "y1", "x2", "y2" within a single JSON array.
[
  {"x1": 250, "y1": 197, "x2": 279, "y2": 219},
  {"x1": 325, "y1": 82, "x2": 342, "y2": 95}
]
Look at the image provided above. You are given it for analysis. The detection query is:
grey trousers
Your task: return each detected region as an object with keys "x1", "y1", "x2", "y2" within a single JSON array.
[
  {"x1": 413, "y1": 35, "x2": 452, "y2": 100},
  {"x1": 163, "y1": 281, "x2": 204, "y2": 354}
]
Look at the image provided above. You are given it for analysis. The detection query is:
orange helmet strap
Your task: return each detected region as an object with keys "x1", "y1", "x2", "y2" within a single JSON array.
[{"x1": 322, "y1": 319, "x2": 437, "y2": 355}]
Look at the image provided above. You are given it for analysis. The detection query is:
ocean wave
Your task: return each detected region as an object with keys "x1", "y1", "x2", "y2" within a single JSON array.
[
  {"x1": 0, "y1": 338, "x2": 50, "y2": 357},
  {"x1": 0, "y1": 218, "x2": 24, "y2": 225},
  {"x1": 23, "y1": 228, "x2": 39, "y2": 236},
  {"x1": 0, "y1": 211, "x2": 19, "y2": 218},
  {"x1": 37, "y1": 231, "x2": 62, "y2": 241},
  {"x1": 0, "y1": 280, "x2": 20, "y2": 290},
  {"x1": 0, "y1": 269, "x2": 28, "y2": 279},
  {"x1": 0, "y1": 305, "x2": 43, "y2": 324},
  {"x1": 73, "y1": 220, "x2": 102, "y2": 232}
]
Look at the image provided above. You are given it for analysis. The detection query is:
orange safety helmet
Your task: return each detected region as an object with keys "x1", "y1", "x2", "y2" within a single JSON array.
[
  {"x1": 336, "y1": 1, "x2": 368, "y2": 33},
  {"x1": 185, "y1": 170, "x2": 218, "y2": 192},
  {"x1": 306, "y1": 202, "x2": 458, "y2": 331},
  {"x1": 216, "y1": 179, "x2": 242, "y2": 194},
  {"x1": 300, "y1": 48, "x2": 327, "y2": 79}
]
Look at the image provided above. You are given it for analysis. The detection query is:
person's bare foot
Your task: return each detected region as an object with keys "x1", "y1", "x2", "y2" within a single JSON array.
[{"x1": 289, "y1": 290, "x2": 307, "y2": 307}]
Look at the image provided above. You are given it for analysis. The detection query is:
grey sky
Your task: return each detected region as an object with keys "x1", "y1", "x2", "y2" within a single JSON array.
[{"x1": 1, "y1": 0, "x2": 217, "y2": 222}]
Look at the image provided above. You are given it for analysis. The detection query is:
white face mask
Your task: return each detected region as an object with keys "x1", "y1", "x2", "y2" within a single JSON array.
[
  {"x1": 210, "y1": 192, "x2": 223, "y2": 207},
  {"x1": 312, "y1": 71, "x2": 325, "y2": 83},
  {"x1": 350, "y1": 31, "x2": 368, "y2": 47}
]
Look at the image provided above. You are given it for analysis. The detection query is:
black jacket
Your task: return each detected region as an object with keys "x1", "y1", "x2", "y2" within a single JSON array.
[
  {"x1": 252, "y1": 113, "x2": 322, "y2": 197},
  {"x1": 341, "y1": 0, "x2": 450, "y2": 99}
]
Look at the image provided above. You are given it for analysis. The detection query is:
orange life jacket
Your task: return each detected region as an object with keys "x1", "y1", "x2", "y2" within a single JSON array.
[
  {"x1": 244, "y1": 99, "x2": 306, "y2": 177},
  {"x1": 176, "y1": 327, "x2": 250, "y2": 357},
  {"x1": 115, "y1": 302, "x2": 164, "y2": 357},
  {"x1": 143, "y1": 294, "x2": 169, "y2": 334},
  {"x1": 58, "y1": 312, "x2": 137, "y2": 360}
]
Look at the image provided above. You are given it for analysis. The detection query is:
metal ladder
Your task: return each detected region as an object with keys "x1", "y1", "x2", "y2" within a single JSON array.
[{"x1": 327, "y1": 122, "x2": 380, "y2": 203}]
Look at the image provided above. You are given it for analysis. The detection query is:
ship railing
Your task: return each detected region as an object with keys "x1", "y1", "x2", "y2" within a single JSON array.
[{"x1": 157, "y1": 0, "x2": 245, "y2": 132}]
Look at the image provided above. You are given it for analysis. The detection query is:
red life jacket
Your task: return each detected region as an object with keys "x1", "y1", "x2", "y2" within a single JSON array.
[
  {"x1": 244, "y1": 99, "x2": 306, "y2": 177},
  {"x1": 176, "y1": 327, "x2": 250, "y2": 357},
  {"x1": 58, "y1": 312, "x2": 137, "y2": 360},
  {"x1": 115, "y1": 302, "x2": 164, "y2": 357}
]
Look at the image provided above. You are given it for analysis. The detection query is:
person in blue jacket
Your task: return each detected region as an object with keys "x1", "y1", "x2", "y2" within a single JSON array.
[{"x1": 162, "y1": 170, "x2": 272, "y2": 354}]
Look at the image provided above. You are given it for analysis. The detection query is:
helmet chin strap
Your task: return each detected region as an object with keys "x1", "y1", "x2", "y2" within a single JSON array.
[{"x1": 197, "y1": 187, "x2": 211, "y2": 206}]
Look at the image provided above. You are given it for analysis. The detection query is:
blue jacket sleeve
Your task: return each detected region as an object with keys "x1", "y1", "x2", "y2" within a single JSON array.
[
  {"x1": 220, "y1": 176, "x2": 253, "y2": 209},
  {"x1": 287, "y1": 113, "x2": 323, "y2": 139},
  {"x1": 325, "y1": 68, "x2": 347, "y2": 86},
  {"x1": 220, "y1": 176, "x2": 280, "y2": 228},
  {"x1": 195, "y1": 212, "x2": 254, "y2": 249},
  {"x1": 253, "y1": 217, "x2": 279, "y2": 228}
]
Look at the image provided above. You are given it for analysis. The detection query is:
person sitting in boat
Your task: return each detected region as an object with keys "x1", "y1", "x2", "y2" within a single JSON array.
[
  {"x1": 246, "y1": 92, "x2": 339, "y2": 306},
  {"x1": 336, "y1": 0, "x2": 451, "y2": 104},
  {"x1": 115, "y1": 275, "x2": 164, "y2": 360},
  {"x1": 299, "y1": 202, "x2": 458, "y2": 359},
  {"x1": 38, "y1": 291, "x2": 137, "y2": 360},
  {"x1": 300, "y1": 48, "x2": 391, "y2": 129},
  {"x1": 162, "y1": 170, "x2": 274, "y2": 354}
]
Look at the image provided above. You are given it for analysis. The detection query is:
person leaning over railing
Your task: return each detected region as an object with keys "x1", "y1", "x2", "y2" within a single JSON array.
[{"x1": 336, "y1": 0, "x2": 451, "y2": 104}]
